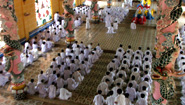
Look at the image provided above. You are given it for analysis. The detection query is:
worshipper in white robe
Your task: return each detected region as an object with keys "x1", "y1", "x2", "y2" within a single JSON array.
[
  {"x1": 72, "y1": 41, "x2": 78, "y2": 51},
  {"x1": 142, "y1": 73, "x2": 152, "y2": 84},
  {"x1": 114, "y1": 89, "x2": 125, "y2": 105},
  {"x1": 69, "y1": 50, "x2": 75, "y2": 60},
  {"x1": 79, "y1": 51, "x2": 85, "y2": 63},
  {"x1": 107, "y1": 24, "x2": 116, "y2": 34},
  {"x1": 97, "y1": 79, "x2": 110, "y2": 95},
  {"x1": 69, "y1": 60, "x2": 77, "y2": 73},
  {"x1": 84, "y1": 47, "x2": 90, "y2": 59},
  {"x1": 126, "y1": 83, "x2": 136, "y2": 102},
  {"x1": 107, "y1": 60, "x2": 117, "y2": 71},
  {"x1": 79, "y1": 61, "x2": 89, "y2": 75},
  {"x1": 27, "y1": 79, "x2": 36, "y2": 95},
  {"x1": 74, "y1": 18, "x2": 79, "y2": 28},
  {"x1": 66, "y1": 75, "x2": 79, "y2": 90},
  {"x1": 36, "y1": 80, "x2": 47, "y2": 98},
  {"x1": 113, "y1": 21, "x2": 118, "y2": 30},
  {"x1": 88, "y1": 43, "x2": 93, "y2": 52},
  {"x1": 79, "y1": 41, "x2": 85, "y2": 51},
  {"x1": 60, "y1": 49, "x2": 66, "y2": 60},
  {"x1": 47, "y1": 71, "x2": 57, "y2": 87},
  {"x1": 66, "y1": 46, "x2": 71, "y2": 56},
  {"x1": 56, "y1": 74, "x2": 66, "y2": 90},
  {"x1": 116, "y1": 69, "x2": 127, "y2": 80},
  {"x1": 74, "y1": 56, "x2": 80, "y2": 66},
  {"x1": 93, "y1": 90, "x2": 105, "y2": 105},
  {"x1": 92, "y1": 52, "x2": 99, "y2": 63},
  {"x1": 64, "y1": 67, "x2": 72, "y2": 80},
  {"x1": 48, "y1": 82, "x2": 57, "y2": 99},
  {"x1": 73, "y1": 68, "x2": 84, "y2": 83},
  {"x1": 54, "y1": 12, "x2": 60, "y2": 23},
  {"x1": 130, "y1": 21, "x2": 136, "y2": 29},
  {"x1": 78, "y1": 17, "x2": 82, "y2": 26},
  {"x1": 130, "y1": 72, "x2": 141, "y2": 83},
  {"x1": 101, "y1": 72, "x2": 114, "y2": 87},
  {"x1": 55, "y1": 53, "x2": 62, "y2": 65},
  {"x1": 86, "y1": 16, "x2": 90, "y2": 29},
  {"x1": 27, "y1": 53, "x2": 34, "y2": 64},
  {"x1": 37, "y1": 71, "x2": 48, "y2": 85},
  {"x1": 113, "y1": 55, "x2": 120, "y2": 66},
  {"x1": 59, "y1": 85, "x2": 72, "y2": 100},
  {"x1": 51, "y1": 58, "x2": 57, "y2": 69},
  {"x1": 96, "y1": 44, "x2": 103, "y2": 55},
  {"x1": 46, "y1": 38, "x2": 53, "y2": 51},
  {"x1": 74, "y1": 45, "x2": 80, "y2": 56},
  {"x1": 116, "y1": 49, "x2": 124, "y2": 61},
  {"x1": 22, "y1": 55, "x2": 29, "y2": 67},
  {"x1": 88, "y1": 53, "x2": 94, "y2": 65},
  {"x1": 24, "y1": 42, "x2": 31, "y2": 53},
  {"x1": 138, "y1": 81, "x2": 150, "y2": 92},
  {"x1": 135, "y1": 47, "x2": 143, "y2": 57},
  {"x1": 105, "y1": 13, "x2": 112, "y2": 28},
  {"x1": 116, "y1": 44, "x2": 124, "y2": 54},
  {"x1": 124, "y1": 93, "x2": 132, "y2": 105},
  {"x1": 137, "y1": 91, "x2": 148, "y2": 100},
  {"x1": 66, "y1": 56, "x2": 71, "y2": 67},
  {"x1": 135, "y1": 93, "x2": 147, "y2": 105},
  {"x1": 41, "y1": 41, "x2": 47, "y2": 53},
  {"x1": 92, "y1": 48, "x2": 100, "y2": 59},
  {"x1": 114, "y1": 76, "x2": 127, "y2": 88},
  {"x1": 53, "y1": 33, "x2": 60, "y2": 42},
  {"x1": 106, "y1": 91, "x2": 115, "y2": 105},
  {"x1": 112, "y1": 83, "x2": 121, "y2": 97},
  {"x1": 46, "y1": 65, "x2": 54, "y2": 75},
  {"x1": 0, "y1": 71, "x2": 9, "y2": 87},
  {"x1": 32, "y1": 41, "x2": 38, "y2": 51}
]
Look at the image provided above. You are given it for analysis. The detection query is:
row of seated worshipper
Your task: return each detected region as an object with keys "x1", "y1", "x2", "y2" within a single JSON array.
[
  {"x1": 103, "y1": 7, "x2": 129, "y2": 34},
  {"x1": 94, "y1": 44, "x2": 153, "y2": 105},
  {"x1": 74, "y1": 5, "x2": 91, "y2": 29},
  {"x1": 21, "y1": 21, "x2": 67, "y2": 68},
  {"x1": 0, "y1": 62, "x2": 11, "y2": 87},
  {"x1": 26, "y1": 42, "x2": 103, "y2": 100}
]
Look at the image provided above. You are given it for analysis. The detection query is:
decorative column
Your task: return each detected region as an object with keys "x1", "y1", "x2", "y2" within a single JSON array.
[
  {"x1": 63, "y1": 0, "x2": 75, "y2": 44},
  {"x1": 91, "y1": 0, "x2": 99, "y2": 23},
  {"x1": 107, "y1": 0, "x2": 112, "y2": 8},
  {"x1": 152, "y1": 0, "x2": 185, "y2": 104},
  {"x1": 0, "y1": 0, "x2": 26, "y2": 99}
]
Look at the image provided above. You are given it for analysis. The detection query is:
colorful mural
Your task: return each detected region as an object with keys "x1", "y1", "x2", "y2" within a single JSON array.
[{"x1": 35, "y1": 0, "x2": 52, "y2": 26}]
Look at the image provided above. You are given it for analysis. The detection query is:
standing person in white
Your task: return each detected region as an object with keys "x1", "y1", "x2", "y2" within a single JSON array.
[{"x1": 86, "y1": 16, "x2": 90, "y2": 29}]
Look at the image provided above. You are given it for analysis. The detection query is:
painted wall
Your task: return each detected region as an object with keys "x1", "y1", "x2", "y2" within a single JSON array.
[{"x1": 14, "y1": 0, "x2": 64, "y2": 40}]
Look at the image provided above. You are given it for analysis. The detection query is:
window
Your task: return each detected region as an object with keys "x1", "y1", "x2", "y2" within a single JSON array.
[{"x1": 35, "y1": 0, "x2": 52, "y2": 26}]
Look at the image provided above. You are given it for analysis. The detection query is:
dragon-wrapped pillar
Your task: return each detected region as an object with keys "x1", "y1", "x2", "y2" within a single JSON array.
[
  {"x1": 0, "y1": 0, "x2": 26, "y2": 99},
  {"x1": 63, "y1": 0, "x2": 75, "y2": 44},
  {"x1": 152, "y1": 0, "x2": 185, "y2": 104},
  {"x1": 107, "y1": 0, "x2": 112, "y2": 8},
  {"x1": 91, "y1": 0, "x2": 99, "y2": 23}
]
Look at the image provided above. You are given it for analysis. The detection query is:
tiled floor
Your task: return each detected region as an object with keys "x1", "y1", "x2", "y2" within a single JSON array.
[{"x1": 0, "y1": 2, "x2": 158, "y2": 105}]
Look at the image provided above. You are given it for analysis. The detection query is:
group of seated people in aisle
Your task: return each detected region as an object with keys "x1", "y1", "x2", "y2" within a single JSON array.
[
  {"x1": 74, "y1": 5, "x2": 91, "y2": 29},
  {"x1": 26, "y1": 41, "x2": 103, "y2": 100},
  {"x1": 21, "y1": 21, "x2": 67, "y2": 68},
  {"x1": 94, "y1": 44, "x2": 153, "y2": 105}
]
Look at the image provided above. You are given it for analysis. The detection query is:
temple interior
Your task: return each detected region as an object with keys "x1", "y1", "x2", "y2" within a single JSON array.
[{"x1": 0, "y1": 0, "x2": 185, "y2": 105}]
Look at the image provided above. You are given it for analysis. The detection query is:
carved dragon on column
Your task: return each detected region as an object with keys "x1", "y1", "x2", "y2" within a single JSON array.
[
  {"x1": 107, "y1": 0, "x2": 112, "y2": 8},
  {"x1": 152, "y1": 0, "x2": 185, "y2": 104},
  {"x1": 63, "y1": 0, "x2": 75, "y2": 44},
  {"x1": 0, "y1": 0, "x2": 26, "y2": 99},
  {"x1": 91, "y1": 0, "x2": 99, "y2": 23}
]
